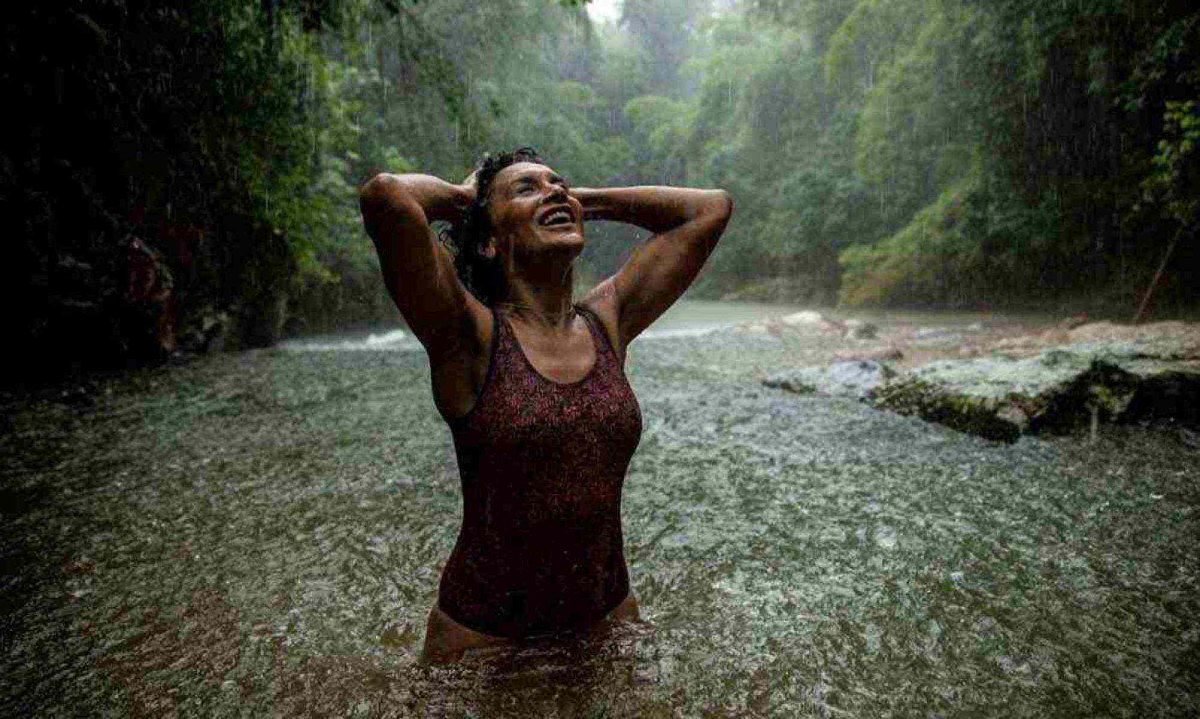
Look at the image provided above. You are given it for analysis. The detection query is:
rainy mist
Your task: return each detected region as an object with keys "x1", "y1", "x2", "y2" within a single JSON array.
[{"x1": 3, "y1": 1, "x2": 1199, "y2": 717}]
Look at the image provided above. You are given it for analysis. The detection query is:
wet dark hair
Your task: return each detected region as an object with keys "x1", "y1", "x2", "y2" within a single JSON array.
[{"x1": 441, "y1": 146, "x2": 544, "y2": 305}]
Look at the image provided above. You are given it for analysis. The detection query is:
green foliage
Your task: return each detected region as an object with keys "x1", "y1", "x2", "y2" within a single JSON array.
[
  {"x1": 828, "y1": 0, "x2": 1200, "y2": 308},
  {"x1": 676, "y1": 5, "x2": 882, "y2": 301},
  {"x1": 3, "y1": 0, "x2": 356, "y2": 361},
  {"x1": 853, "y1": 1, "x2": 982, "y2": 225},
  {"x1": 624, "y1": 95, "x2": 691, "y2": 183},
  {"x1": 1143, "y1": 100, "x2": 1200, "y2": 228},
  {"x1": 620, "y1": 0, "x2": 713, "y2": 92},
  {"x1": 840, "y1": 160, "x2": 1069, "y2": 308},
  {"x1": 9, "y1": 0, "x2": 1200, "y2": 372},
  {"x1": 824, "y1": 0, "x2": 924, "y2": 93},
  {"x1": 840, "y1": 178, "x2": 979, "y2": 307}
]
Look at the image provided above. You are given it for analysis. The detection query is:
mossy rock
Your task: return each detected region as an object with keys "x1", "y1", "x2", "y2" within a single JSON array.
[
  {"x1": 869, "y1": 378, "x2": 1022, "y2": 443},
  {"x1": 871, "y1": 354, "x2": 1199, "y2": 442},
  {"x1": 1030, "y1": 361, "x2": 1139, "y2": 434}
]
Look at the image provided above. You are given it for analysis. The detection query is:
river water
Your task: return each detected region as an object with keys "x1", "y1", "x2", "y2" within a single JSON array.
[{"x1": 3, "y1": 301, "x2": 1197, "y2": 717}]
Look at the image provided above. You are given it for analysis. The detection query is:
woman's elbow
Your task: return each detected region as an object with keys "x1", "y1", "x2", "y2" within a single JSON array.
[
  {"x1": 705, "y1": 189, "x2": 734, "y2": 222},
  {"x1": 360, "y1": 173, "x2": 399, "y2": 211},
  {"x1": 702, "y1": 190, "x2": 733, "y2": 230},
  {"x1": 717, "y1": 190, "x2": 734, "y2": 219},
  {"x1": 359, "y1": 174, "x2": 415, "y2": 239},
  {"x1": 691, "y1": 190, "x2": 732, "y2": 252}
]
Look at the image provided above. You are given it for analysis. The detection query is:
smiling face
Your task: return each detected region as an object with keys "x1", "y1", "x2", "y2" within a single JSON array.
[{"x1": 483, "y1": 162, "x2": 585, "y2": 265}]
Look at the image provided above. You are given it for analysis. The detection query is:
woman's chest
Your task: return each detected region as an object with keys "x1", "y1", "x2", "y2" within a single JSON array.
[{"x1": 469, "y1": 372, "x2": 642, "y2": 453}]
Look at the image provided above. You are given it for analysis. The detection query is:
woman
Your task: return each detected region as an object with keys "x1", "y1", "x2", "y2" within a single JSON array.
[{"x1": 359, "y1": 147, "x2": 732, "y2": 663}]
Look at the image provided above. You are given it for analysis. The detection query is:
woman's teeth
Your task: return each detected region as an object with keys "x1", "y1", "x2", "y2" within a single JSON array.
[{"x1": 542, "y1": 210, "x2": 572, "y2": 226}]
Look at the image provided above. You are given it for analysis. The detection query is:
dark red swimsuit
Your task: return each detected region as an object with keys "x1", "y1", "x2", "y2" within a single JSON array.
[{"x1": 437, "y1": 305, "x2": 643, "y2": 638}]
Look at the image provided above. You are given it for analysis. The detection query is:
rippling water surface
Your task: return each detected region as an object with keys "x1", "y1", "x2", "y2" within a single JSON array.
[{"x1": 3, "y1": 302, "x2": 1197, "y2": 717}]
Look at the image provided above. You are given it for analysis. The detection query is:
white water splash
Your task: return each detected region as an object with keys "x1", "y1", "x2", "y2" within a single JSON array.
[
  {"x1": 639, "y1": 325, "x2": 724, "y2": 340},
  {"x1": 280, "y1": 328, "x2": 418, "y2": 352}
]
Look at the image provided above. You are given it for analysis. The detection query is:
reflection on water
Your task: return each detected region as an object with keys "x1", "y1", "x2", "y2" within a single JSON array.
[{"x1": 2, "y1": 301, "x2": 1197, "y2": 716}]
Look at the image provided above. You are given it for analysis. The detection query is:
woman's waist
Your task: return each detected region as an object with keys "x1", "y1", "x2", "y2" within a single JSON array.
[
  {"x1": 437, "y1": 556, "x2": 631, "y2": 638},
  {"x1": 449, "y1": 517, "x2": 624, "y2": 565},
  {"x1": 451, "y1": 424, "x2": 642, "y2": 464},
  {"x1": 459, "y1": 487, "x2": 626, "y2": 531}
]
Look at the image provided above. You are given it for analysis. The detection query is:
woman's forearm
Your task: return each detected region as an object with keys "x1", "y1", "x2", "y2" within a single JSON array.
[
  {"x1": 360, "y1": 173, "x2": 474, "y2": 232},
  {"x1": 571, "y1": 186, "x2": 731, "y2": 234}
]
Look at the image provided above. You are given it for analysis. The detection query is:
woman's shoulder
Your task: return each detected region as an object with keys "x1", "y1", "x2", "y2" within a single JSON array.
[{"x1": 577, "y1": 281, "x2": 624, "y2": 360}]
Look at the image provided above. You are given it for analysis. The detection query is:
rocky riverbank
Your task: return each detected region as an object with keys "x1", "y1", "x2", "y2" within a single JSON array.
[{"x1": 756, "y1": 313, "x2": 1200, "y2": 443}]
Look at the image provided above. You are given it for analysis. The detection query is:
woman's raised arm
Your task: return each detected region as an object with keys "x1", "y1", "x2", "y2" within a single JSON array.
[
  {"x1": 358, "y1": 173, "x2": 489, "y2": 359},
  {"x1": 574, "y1": 186, "x2": 733, "y2": 346}
]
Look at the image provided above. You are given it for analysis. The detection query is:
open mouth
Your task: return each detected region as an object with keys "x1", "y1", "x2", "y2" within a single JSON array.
[{"x1": 537, "y1": 206, "x2": 576, "y2": 228}]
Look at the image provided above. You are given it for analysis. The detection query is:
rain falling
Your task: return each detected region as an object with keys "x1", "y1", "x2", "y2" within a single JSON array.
[{"x1": 3, "y1": 0, "x2": 1198, "y2": 716}]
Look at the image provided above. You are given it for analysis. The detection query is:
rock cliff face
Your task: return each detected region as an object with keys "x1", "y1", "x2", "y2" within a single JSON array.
[{"x1": 762, "y1": 319, "x2": 1200, "y2": 442}]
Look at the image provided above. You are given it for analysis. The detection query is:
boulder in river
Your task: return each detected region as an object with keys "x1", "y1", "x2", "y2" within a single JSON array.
[
  {"x1": 766, "y1": 330, "x2": 1200, "y2": 443},
  {"x1": 732, "y1": 319, "x2": 780, "y2": 337},
  {"x1": 779, "y1": 311, "x2": 844, "y2": 334},
  {"x1": 834, "y1": 346, "x2": 904, "y2": 362},
  {"x1": 732, "y1": 311, "x2": 847, "y2": 338},
  {"x1": 764, "y1": 360, "x2": 897, "y2": 400},
  {"x1": 779, "y1": 310, "x2": 827, "y2": 327},
  {"x1": 909, "y1": 327, "x2": 963, "y2": 347},
  {"x1": 867, "y1": 340, "x2": 1200, "y2": 442},
  {"x1": 842, "y1": 319, "x2": 879, "y2": 340}
]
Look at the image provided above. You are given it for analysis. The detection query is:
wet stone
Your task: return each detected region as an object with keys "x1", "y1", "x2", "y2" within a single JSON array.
[
  {"x1": 764, "y1": 361, "x2": 897, "y2": 400},
  {"x1": 767, "y1": 331, "x2": 1200, "y2": 443},
  {"x1": 870, "y1": 341, "x2": 1200, "y2": 441}
]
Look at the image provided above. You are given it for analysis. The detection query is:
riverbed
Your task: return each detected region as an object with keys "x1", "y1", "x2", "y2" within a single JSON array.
[{"x1": 2, "y1": 302, "x2": 1197, "y2": 717}]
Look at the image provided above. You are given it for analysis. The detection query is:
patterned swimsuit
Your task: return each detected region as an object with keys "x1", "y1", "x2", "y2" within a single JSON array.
[{"x1": 437, "y1": 305, "x2": 643, "y2": 638}]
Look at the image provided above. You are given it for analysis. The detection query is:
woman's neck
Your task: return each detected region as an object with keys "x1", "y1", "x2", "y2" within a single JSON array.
[{"x1": 498, "y1": 268, "x2": 577, "y2": 330}]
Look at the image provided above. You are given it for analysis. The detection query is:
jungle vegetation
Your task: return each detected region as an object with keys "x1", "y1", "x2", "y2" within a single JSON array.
[{"x1": 4, "y1": 0, "x2": 1197, "y2": 371}]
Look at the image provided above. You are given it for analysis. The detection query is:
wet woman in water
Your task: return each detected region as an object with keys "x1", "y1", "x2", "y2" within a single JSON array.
[{"x1": 359, "y1": 148, "x2": 732, "y2": 662}]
